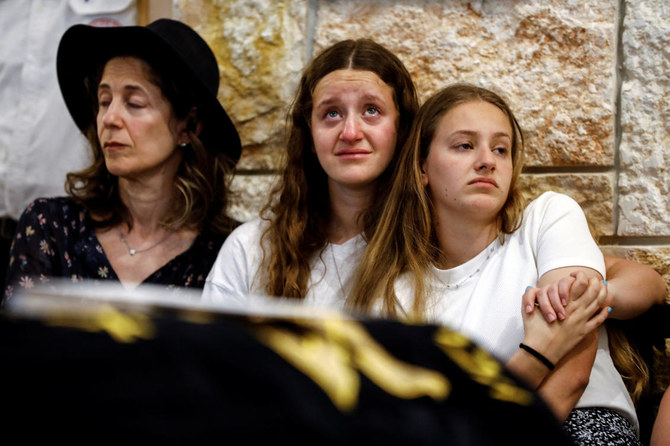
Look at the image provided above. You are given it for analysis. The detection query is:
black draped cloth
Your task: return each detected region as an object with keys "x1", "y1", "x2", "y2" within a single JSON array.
[{"x1": 0, "y1": 295, "x2": 573, "y2": 445}]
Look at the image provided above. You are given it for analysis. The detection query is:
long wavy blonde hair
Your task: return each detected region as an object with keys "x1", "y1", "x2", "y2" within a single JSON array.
[
  {"x1": 347, "y1": 83, "x2": 526, "y2": 317},
  {"x1": 259, "y1": 39, "x2": 419, "y2": 299}
]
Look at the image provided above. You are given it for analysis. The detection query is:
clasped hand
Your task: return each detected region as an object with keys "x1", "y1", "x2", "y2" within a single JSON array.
[{"x1": 520, "y1": 272, "x2": 610, "y2": 365}]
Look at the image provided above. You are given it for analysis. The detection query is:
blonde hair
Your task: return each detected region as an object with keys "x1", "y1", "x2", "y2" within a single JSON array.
[
  {"x1": 347, "y1": 83, "x2": 526, "y2": 317},
  {"x1": 259, "y1": 39, "x2": 419, "y2": 298},
  {"x1": 607, "y1": 323, "x2": 651, "y2": 406}
]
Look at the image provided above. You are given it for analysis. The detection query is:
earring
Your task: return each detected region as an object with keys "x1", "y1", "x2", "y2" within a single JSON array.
[{"x1": 179, "y1": 142, "x2": 188, "y2": 148}]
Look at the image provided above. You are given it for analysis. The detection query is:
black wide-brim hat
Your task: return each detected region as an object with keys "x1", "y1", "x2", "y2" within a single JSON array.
[{"x1": 56, "y1": 18, "x2": 241, "y2": 162}]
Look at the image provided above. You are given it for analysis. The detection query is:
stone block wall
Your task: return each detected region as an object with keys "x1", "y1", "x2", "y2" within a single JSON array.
[{"x1": 174, "y1": 0, "x2": 670, "y2": 292}]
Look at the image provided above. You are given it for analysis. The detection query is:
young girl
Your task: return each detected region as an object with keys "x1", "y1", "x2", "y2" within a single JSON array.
[
  {"x1": 348, "y1": 83, "x2": 665, "y2": 444},
  {"x1": 204, "y1": 39, "x2": 418, "y2": 304}
]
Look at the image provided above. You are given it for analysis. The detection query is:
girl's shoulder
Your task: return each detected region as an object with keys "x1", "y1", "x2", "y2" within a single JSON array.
[
  {"x1": 223, "y1": 217, "x2": 271, "y2": 250},
  {"x1": 524, "y1": 191, "x2": 582, "y2": 217}
]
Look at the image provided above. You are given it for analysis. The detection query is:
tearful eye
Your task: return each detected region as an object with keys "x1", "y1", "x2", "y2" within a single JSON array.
[
  {"x1": 364, "y1": 106, "x2": 380, "y2": 116},
  {"x1": 326, "y1": 110, "x2": 341, "y2": 120}
]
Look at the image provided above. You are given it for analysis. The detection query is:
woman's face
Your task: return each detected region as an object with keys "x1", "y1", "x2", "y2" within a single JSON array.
[
  {"x1": 310, "y1": 69, "x2": 398, "y2": 192},
  {"x1": 421, "y1": 100, "x2": 513, "y2": 224},
  {"x1": 96, "y1": 56, "x2": 187, "y2": 180}
]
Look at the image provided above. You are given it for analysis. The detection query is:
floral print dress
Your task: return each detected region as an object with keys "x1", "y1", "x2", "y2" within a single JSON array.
[{"x1": 2, "y1": 197, "x2": 229, "y2": 303}]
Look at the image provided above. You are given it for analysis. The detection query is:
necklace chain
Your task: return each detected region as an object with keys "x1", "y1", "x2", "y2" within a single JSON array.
[
  {"x1": 119, "y1": 229, "x2": 175, "y2": 256},
  {"x1": 329, "y1": 245, "x2": 347, "y2": 299},
  {"x1": 439, "y1": 244, "x2": 497, "y2": 290}
]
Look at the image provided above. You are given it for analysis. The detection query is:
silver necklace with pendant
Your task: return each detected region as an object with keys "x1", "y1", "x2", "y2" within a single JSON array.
[{"x1": 119, "y1": 229, "x2": 175, "y2": 256}]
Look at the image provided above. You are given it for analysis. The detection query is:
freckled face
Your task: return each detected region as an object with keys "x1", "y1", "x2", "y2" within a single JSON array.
[
  {"x1": 421, "y1": 100, "x2": 514, "y2": 223},
  {"x1": 96, "y1": 56, "x2": 187, "y2": 180},
  {"x1": 310, "y1": 69, "x2": 399, "y2": 192}
]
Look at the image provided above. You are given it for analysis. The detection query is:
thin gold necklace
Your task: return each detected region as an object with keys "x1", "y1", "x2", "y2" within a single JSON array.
[
  {"x1": 119, "y1": 229, "x2": 175, "y2": 256},
  {"x1": 329, "y1": 244, "x2": 347, "y2": 299}
]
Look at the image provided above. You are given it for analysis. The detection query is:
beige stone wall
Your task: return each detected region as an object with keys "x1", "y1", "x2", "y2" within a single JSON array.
[{"x1": 174, "y1": 0, "x2": 670, "y2": 292}]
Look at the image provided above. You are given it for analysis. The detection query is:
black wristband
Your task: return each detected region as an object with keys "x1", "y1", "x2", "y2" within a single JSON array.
[{"x1": 519, "y1": 343, "x2": 555, "y2": 370}]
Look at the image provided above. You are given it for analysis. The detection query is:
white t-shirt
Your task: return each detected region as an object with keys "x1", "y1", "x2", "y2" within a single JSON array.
[
  {"x1": 204, "y1": 217, "x2": 366, "y2": 309},
  {"x1": 394, "y1": 191, "x2": 637, "y2": 429},
  {"x1": 204, "y1": 192, "x2": 637, "y2": 429}
]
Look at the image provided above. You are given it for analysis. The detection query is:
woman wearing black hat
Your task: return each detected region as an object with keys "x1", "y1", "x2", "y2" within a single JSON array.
[{"x1": 2, "y1": 19, "x2": 241, "y2": 301}]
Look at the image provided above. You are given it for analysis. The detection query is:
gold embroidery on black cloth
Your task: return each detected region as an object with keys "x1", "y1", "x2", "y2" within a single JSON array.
[
  {"x1": 434, "y1": 327, "x2": 534, "y2": 406},
  {"x1": 44, "y1": 306, "x2": 155, "y2": 343},
  {"x1": 252, "y1": 317, "x2": 451, "y2": 411}
]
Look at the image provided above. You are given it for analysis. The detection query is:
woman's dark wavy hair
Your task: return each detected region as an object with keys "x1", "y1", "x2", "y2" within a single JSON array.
[
  {"x1": 65, "y1": 54, "x2": 237, "y2": 235},
  {"x1": 260, "y1": 38, "x2": 419, "y2": 298}
]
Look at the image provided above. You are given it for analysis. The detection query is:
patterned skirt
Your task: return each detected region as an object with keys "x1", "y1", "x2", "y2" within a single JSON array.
[{"x1": 563, "y1": 407, "x2": 640, "y2": 446}]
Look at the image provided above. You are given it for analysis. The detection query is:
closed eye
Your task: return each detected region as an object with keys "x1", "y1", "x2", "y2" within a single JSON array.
[{"x1": 98, "y1": 93, "x2": 111, "y2": 109}]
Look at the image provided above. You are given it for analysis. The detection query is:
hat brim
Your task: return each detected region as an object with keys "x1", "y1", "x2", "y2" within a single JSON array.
[{"x1": 56, "y1": 24, "x2": 241, "y2": 162}]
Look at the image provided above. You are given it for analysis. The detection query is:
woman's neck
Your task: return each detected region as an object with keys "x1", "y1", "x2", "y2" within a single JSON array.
[
  {"x1": 326, "y1": 181, "x2": 375, "y2": 244},
  {"x1": 118, "y1": 177, "x2": 176, "y2": 235},
  {"x1": 433, "y1": 211, "x2": 500, "y2": 269}
]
